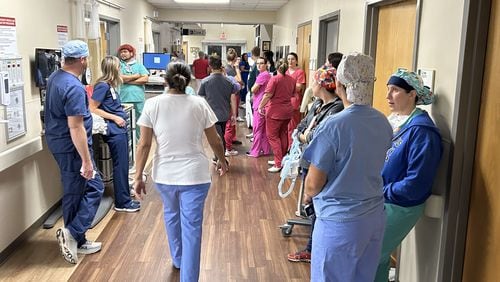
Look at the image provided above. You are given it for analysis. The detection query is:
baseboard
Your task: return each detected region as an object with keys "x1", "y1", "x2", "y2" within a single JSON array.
[{"x1": 0, "y1": 200, "x2": 61, "y2": 266}]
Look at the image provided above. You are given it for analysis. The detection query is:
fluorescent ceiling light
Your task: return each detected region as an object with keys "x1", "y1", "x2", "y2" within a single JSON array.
[{"x1": 174, "y1": 0, "x2": 229, "y2": 3}]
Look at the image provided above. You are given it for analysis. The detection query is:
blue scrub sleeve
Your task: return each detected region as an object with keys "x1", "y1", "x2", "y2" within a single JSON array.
[
  {"x1": 64, "y1": 85, "x2": 88, "y2": 116},
  {"x1": 91, "y1": 82, "x2": 109, "y2": 103},
  {"x1": 138, "y1": 64, "x2": 149, "y2": 75},
  {"x1": 384, "y1": 128, "x2": 442, "y2": 206}
]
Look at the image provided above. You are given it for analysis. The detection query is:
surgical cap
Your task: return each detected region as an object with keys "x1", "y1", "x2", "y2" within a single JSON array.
[
  {"x1": 314, "y1": 65, "x2": 336, "y2": 91},
  {"x1": 387, "y1": 69, "x2": 434, "y2": 105},
  {"x1": 336, "y1": 52, "x2": 375, "y2": 105},
  {"x1": 62, "y1": 40, "x2": 89, "y2": 58}
]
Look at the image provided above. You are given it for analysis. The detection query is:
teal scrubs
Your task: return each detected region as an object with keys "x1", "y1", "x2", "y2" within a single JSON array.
[{"x1": 119, "y1": 60, "x2": 149, "y2": 139}]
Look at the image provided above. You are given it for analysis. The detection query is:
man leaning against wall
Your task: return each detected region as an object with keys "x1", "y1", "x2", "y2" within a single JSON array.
[{"x1": 44, "y1": 40, "x2": 105, "y2": 265}]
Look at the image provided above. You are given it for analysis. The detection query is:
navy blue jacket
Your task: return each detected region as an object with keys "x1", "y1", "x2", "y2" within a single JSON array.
[{"x1": 382, "y1": 111, "x2": 443, "y2": 207}]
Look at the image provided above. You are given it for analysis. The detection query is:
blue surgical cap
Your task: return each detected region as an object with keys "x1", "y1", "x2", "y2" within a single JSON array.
[{"x1": 62, "y1": 40, "x2": 89, "y2": 58}]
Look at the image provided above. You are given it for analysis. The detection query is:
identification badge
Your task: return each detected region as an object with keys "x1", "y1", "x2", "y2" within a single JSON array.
[{"x1": 110, "y1": 87, "x2": 117, "y2": 100}]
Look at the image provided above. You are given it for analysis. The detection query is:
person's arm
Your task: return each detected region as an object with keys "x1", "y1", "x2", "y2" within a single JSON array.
[
  {"x1": 68, "y1": 116, "x2": 94, "y2": 180},
  {"x1": 204, "y1": 125, "x2": 229, "y2": 175},
  {"x1": 384, "y1": 129, "x2": 442, "y2": 204},
  {"x1": 303, "y1": 164, "x2": 327, "y2": 204},
  {"x1": 133, "y1": 125, "x2": 154, "y2": 200},
  {"x1": 89, "y1": 99, "x2": 126, "y2": 127},
  {"x1": 251, "y1": 83, "x2": 260, "y2": 94},
  {"x1": 125, "y1": 74, "x2": 149, "y2": 85},
  {"x1": 121, "y1": 74, "x2": 142, "y2": 83},
  {"x1": 258, "y1": 92, "x2": 273, "y2": 115},
  {"x1": 229, "y1": 93, "x2": 238, "y2": 125}
]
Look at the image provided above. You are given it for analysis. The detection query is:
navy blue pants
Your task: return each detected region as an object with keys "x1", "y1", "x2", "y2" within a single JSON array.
[
  {"x1": 53, "y1": 150, "x2": 104, "y2": 247},
  {"x1": 102, "y1": 133, "x2": 131, "y2": 208}
]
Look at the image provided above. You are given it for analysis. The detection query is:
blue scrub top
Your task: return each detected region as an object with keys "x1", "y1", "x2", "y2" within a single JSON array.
[
  {"x1": 302, "y1": 105, "x2": 393, "y2": 222},
  {"x1": 44, "y1": 69, "x2": 93, "y2": 153},
  {"x1": 91, "y1": 81, "x2": 127, "y2": 135}
]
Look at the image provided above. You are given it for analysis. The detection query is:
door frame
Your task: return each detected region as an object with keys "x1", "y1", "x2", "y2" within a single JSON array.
[
  {"x1": 438, "y1": 0, "x2": 492, "y2": 281},
  {"x1": 363, "y1": 0, "x2": 423, "y2": 70},
  {"x1": 317, "y1": 10, "x2": 340, "y2": 67}
]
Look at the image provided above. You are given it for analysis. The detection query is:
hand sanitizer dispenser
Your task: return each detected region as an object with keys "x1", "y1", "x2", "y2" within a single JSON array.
[{"x1": 0, "y1": 71, "x2": 10, "y2": 106}]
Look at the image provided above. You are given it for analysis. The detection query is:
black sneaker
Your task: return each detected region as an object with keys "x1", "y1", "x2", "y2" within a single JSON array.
[{"x1": 114, "y1": 201, "x2": 141, "y2": 213}]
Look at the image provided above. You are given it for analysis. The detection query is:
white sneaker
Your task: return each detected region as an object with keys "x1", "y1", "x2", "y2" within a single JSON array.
[
  {"x1": 268, "y1": 166, "x2": 281, "y2": 173},
  {"x1": 77, "y1": 240, "x2": 102, "y2": 254},
  {"x1": 225, "y1": 149, "x2": 239, "y2": 157},
  {"x1": 268, "y1": 160, "x2": 275, "y2": 166},
  {"x1": 236, "y1": 117, "x2": 245, "y2": 122},
  {"x1": 56, "y1": 227, "x2": 78, "y2": 264},
  {"x1": 245, "y1": 133, "x2": 253, "y2": 138}
]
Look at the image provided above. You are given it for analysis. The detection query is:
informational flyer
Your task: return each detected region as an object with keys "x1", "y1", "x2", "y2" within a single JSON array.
[
  {"x1": 57, "y1": 25, "x2": 68, "y2": 47},
  {"x1": 0, "y1": 16, "x2": 17, "y2": 56},
  {"x1": 6, "y1": 88, "x2": 26, "y2": 141}
]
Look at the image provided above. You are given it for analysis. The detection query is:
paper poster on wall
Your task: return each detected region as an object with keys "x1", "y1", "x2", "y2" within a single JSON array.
[
  {"x1": 0, "y1": 17, "x2": 18, "y2": 56},
  {"x1": 57, "y1": 25, "x2": 68, "y2": 47},
  {"x1": 5, "y1": 88, "x2": 26, "y2": 141}
]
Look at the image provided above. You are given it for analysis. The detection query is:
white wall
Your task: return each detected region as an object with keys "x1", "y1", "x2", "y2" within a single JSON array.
[
  {"x1": 0, "y1": 0, "x2": 154, "y2": 254},
  {"x1": 158, "y1": 9, "x2": 276, "y2": 25},
  {"x1": 183, "y1": 24, "x2": 254, "y2": 64},
  {"x1": 275, "y1": 0, "x2": 466, "y2": 281}
]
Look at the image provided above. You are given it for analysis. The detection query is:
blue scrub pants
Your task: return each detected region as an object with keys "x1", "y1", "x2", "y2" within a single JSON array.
[
  {"x1": 155, "y1": 182, "x2": 210, "y2": 282},
  {"x1": 53, "y1": 150, "x2": 104, "y2": 247},
  {"x1": 374, "y1": 203, "x2": 425, "y2": 282},
  {"x1": 311, "y1": 209, "x2": 386, "y2": 282},
  {"x1": 102, "y1": 133, "x2": 131, "y2": 208}
]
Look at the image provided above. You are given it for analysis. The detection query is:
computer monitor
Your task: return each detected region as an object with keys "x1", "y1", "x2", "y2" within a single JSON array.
[{"x1": 143, "y1": 53, "x2": 171, "y2": 70}]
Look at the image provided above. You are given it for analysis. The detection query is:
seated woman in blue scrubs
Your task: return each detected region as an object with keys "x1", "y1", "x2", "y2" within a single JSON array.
[
  {"x1": 90, "y1": 55, "x2": 140, "y2": 212},
  {"x1": 302, "y1": 52, "x2": 393, "y2": 281}
]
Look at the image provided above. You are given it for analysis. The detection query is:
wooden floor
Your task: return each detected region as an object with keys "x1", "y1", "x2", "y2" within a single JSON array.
[{"x1": 0, "y1": 121, "x2": 311, "y2": 281}]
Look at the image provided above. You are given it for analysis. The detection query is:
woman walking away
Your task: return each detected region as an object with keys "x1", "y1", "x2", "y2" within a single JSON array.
[{"x1": 133, "y1": 62, "x2": 229, "y2": 282}]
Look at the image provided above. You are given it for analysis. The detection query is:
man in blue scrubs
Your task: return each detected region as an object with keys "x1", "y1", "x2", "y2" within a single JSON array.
[{"x1": 44, "y1": 40, "x2": 104, "y2": 264}]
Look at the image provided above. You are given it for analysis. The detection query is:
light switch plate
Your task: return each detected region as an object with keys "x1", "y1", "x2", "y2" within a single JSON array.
[{"x1": 418, "y1": 68, "x2": 435, "y2": 92}]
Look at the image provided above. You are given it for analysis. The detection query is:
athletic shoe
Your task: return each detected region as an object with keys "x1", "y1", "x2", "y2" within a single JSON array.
[
  {"x1": 236, "y1": 117, "x2": 245, "y2": 122},
  {"x1": 77, "y1": 241, "x2": 102, "y2": 254},
  {"x1": 268, "y1": 166, "x2": 281, "y2": 173},
  {"x1": 232, "y1": 140, "x2": 243, "y2": 145},
  {"x1": 130, "y1": 188, "x2": 136, "y2": 197},
  {"x1": 245, "y1": 133, "x2": 253, "y2": 138},
  {"x1": 268, "y1": 160, "x2": 275, "y2": 166},
  {"x1": 225, "y1": 149, "x2": 239, "y2": 156},
  {"x1": 287, "y1": 250, "x2": 311, "y2": 263},
  {"x1": 56, "y1": 227, "x2": 78, "y2": 264},
  {"x1": 114, "y1": 201, "x2": 141, "y2": 213}
]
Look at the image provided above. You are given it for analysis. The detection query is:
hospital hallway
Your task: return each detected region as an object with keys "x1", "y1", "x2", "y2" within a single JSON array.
[{"x1": 0, "y1": 121, "x2": 311, "y2": 281}]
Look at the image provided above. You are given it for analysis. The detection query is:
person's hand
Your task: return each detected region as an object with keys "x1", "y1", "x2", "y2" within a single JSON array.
[
  {"x1": 133, "y1": 179, "x2": 147, "y2": 200},
  {"x1": 258, "y1": 107, "x2": 265, "y2": 116},
  {"x1": 80, "y1": 160, "x2": 94, "y2": 180},
  {"x1": 231, "y1": 115, "x2": 236, "y2": 125},
  {"x1": 217, "y1": 158, "x2": 229, "y2": 176},
  {"x1": 114, "y1": 116, "x2": 126, "y2": 127},
  {"x1": 303, "y1": 193, "x2": 312, "y2": 205}
]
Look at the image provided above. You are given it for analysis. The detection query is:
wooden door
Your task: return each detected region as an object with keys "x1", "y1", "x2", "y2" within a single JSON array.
[
  {"x1": 297, "y1": 23, "x2": 311, "y2": 86},
  {"x1": 100, "y1": 21, "x2": 107, "y2": 58},
  {"x1": 373, "y1": 0, "x2": 416, "y2": 116},
  {"x1": 462, "y1": 0, "x2": 500, "y2": 280}
]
